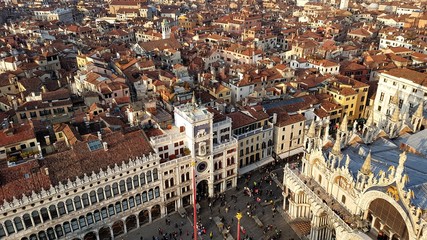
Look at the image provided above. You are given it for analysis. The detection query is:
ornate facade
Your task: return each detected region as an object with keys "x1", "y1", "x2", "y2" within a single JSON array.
[
  {"x1": 0, "y1": 102, "x2": 238, "y2": 240},
  {"x1": 283, "y1": 113, "x2": 427, "y2": 240}
]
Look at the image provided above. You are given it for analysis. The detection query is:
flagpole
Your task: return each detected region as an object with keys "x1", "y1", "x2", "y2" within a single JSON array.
[{"x1": 192, "y1": 161, "x2": 198, "y2": 240}]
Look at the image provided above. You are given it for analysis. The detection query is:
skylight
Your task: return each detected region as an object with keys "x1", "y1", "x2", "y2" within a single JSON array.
[{"x1": 87, "y1": 140, "x2": 103, "y2": 151}]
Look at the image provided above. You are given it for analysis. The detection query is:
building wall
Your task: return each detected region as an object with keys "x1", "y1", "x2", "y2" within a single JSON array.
[
  {"x1": 373, "y1": 72, "x2": 427, "y2": 124},
  {"x1": 273, "y1": 118, "x2": 305, "y2": 158}
]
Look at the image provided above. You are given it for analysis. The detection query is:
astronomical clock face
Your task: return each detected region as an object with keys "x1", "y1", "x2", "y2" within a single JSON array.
[{"x1": 197, "y1": 161, "x2": 208, "y2": 173}]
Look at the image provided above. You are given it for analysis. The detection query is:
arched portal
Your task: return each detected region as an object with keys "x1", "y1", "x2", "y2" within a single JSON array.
[
  {"x1": 38, "y1": 231, "x2": 47, "y2": 240},
  {"x1": 125, "y1": 215, "x2": 137, "y2": 232},
  {"x1": 99, "y1": 226, "x2": 111, "y2": 240},
  {"x1": 29, "y1": 234, "x2": 38, "y2": 240},
  {"x1": 196, "y1": 179, "x2": 209, "y2": 200},
  {"x1": 166, "y1": 201, "x2": 176, "y2": 214},
  {"x1": 112, "y1": 220, "x2": 125, "y2": 237},
  {"x1": 368, "y1": 198, "x2": 409, "y2": 240},
  {"x1": 83, "y1": 232, "x2": 97, "y2": 240},
  {"x1": 139, "y1": 210, "x2": 149, "y2": 226},
  {"x1": 151, "y1": 205, "x2": 161, "y2": 221}
]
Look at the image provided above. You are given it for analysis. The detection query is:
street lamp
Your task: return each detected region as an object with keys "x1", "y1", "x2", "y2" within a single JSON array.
[{"x1": 236, "y1": 212, "x2": 242, "y2": 240}]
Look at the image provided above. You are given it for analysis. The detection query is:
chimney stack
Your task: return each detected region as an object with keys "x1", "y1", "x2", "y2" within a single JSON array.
[
  {"x1": 44, "y1": 135, "x2": 51, "y2": 145},
  {"x1": 97, "y1": 131, "x2": 102, "y2": 141},
  {"x1": 103, "y1": 142, "x2": 108, "y2": 151}
]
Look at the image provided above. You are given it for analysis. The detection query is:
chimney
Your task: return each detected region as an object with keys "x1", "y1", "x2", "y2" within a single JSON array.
[
  {"x1": 103, "y1": 142, "x2": 108, "y2": 151},
  {"x1": 44, "y1": 135, "x2": 51, "y2": 145},
  {"x1": 272, "y1": 113, "x2": 277, "y2": 124},
  {"x1": 37, "y1": 142, "x2": 42, "y2": 158},
  {"x1": 44, "y1": 167, "x2": 49, "y2": 175},
  {"x1": 97, "y1": 131, "x2": 102, "y2": 141},
  {"x1": 9, "y1": 121, "x2": 13, "y2": 128},
  {"x1": 57, "y1": 79, "x2": 61, "y2": 88}
]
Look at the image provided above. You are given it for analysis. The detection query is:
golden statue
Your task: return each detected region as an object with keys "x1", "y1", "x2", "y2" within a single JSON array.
[{"x1": 386, "y1": 186, "x2": 400, "y2": 201}]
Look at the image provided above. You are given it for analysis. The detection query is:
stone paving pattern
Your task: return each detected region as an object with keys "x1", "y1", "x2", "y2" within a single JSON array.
[{"x1": 121, "y1": 163, "x2": 301, "y2": 240}]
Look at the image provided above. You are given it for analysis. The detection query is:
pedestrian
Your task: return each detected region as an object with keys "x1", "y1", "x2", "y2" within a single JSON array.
[
  {"x1": 140, "y1": 237, "x2": 143, "y2": 240},
  {"x1": 209, "y1": 231, "x2": 213, "y2": 239},
  {"x1": 179, "y1": 228, "x2": 182, "y2": 236},
  {"x1": 218, "y1": 208, "x2": 221, "y2": 213}
]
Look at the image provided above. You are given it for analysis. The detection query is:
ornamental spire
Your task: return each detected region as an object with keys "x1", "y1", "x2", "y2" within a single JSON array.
[
  {"x1": 308, "y1": 120, "x2": 316, "y2": 138},
  {"x1": 331, "y1": 133, "x2": 342, "y2": 156},
  {"x1": 360, "y1": 150, "x2": 372, "y2": 175},
  {"x1": 340, "y1": 114, "x2": 348, "y2": 132}
]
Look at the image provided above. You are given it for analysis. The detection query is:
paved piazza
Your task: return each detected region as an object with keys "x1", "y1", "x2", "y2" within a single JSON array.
[{"x1": 122, "y1": 163, "x2": 301, "y2": 240}]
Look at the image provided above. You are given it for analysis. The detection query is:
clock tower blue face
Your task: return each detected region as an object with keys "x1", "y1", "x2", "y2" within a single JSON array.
[{"x1": 197, "y1": 161, "x2": 207, "y2": 172}]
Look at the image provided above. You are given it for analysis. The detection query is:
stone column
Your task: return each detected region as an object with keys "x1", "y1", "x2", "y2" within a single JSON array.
[
  {"x1": 96, "y1": 231, "x2": 100, "y2": 240},
  {"x1": 136, "y1": 214, "x2": 140, "y2": 227},
  {"x1": 371, "y1": 216, "x2": 377, "y2": 230},
  {"x1": 110, "y1": 226, "x2": 114, "y2": 240},
  {"x1": 148, "y1": 210, "x2": 152, "y2": 223}
]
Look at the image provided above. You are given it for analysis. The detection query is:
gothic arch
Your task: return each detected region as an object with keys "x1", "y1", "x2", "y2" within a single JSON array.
[
  {"x1": 112, "y1": 220, "x2": 125, "y2": 237},
  {"x1": 125, "y1": 215, "x2": 137, "y2": 232},
  {"x1": 358, "y1": 190, "x2": 416, "y2": 240}
]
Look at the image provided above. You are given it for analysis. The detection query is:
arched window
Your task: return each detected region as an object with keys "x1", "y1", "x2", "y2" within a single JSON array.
[
  {"x1": 142, "y1": 192, "x2": 148, "y2": 202},
  {"x1": 155, "y1": 187, "x2": 160, "y2": 198},
  {"x1": 97, "y1": 188, "x2": 105, "y2": 202},
  {"x1": 119, "y1": 180, "x2": 126, "y2": 193},
  {"x1": 79, "y1": 216, "x2": 86, "y2": 228},
  {"x1": 89, "y1": 191, "x2": 97, "y2": 204},
  {"x1": 148, "y1": 189, "x2": 154, "y2": 200},
  {"x1": 66, "y1": 199, "x2": 74, "y2": 213},
  {"x1": 82, "y1": 193, "x2": 90, "y2": 207},
  {"x1": 71, "y1": 219, "x2": 79, "y2": 231},
  {"x1": 63, "y1": 222, "x2": 71, "y2": 234},
  {"x1": 181, "y1": 174, "x2": 185, "y2": 182},
  {"x1": 14, "y1": 217, "x2": 24, "y2": 232},
  {"x1": 129, "y1": 197, "x2": 135, "y2": 208},
  {"x1": 147, "y1": 171, "x2": 152, "y2": 183},
  {"x1": 108, "y1": 205, "x2": 115, "y2": 216},
  {"x1": 115, "y1": 202, "x2": 122, "y2": 213},
  {"x1": 74, "y1": 196, "x2": 82, "y2": 210},
  {"x1": 47, "y1": 228, "x2": 55, "y2": 240},
  {"x1": 101, "y1": 208, "x2": 108, "y2": 219},
  {"x1": 54, "y1": 225, "x2": 63, "y2": 237},
  {"x1": 170, "y1": 178, "x2": 174, "y2": 187},
  {"x1": 94, "y1": 210, "x2": 101, "y2": 222},
  {"x1": 140, "y1": 173, "x2": 146, "y2": 185},
  {"x1": 126, "y1": 177, "x2": 133, "y2": 191},
  {"x1": 135, "y1": 194, "x2": 142, "y2": 205},
  {"x1": 23, "y1": 213, "x2": 33, "y2": 228},
  {"x1": 58, "y1": 202, "x2": 66, "y2": 216},
  {"x1": 49, "y1": 205, "x2": 58, "y2": 219},
  {"x1": 122, "y1": 199, "x2": 129, "y2": 211},
  {"x1": 40, "y1": 207, "x2": 50, "y2": 221},
  {"x1": 112, "y1": 182, "x2": 119, "y2": 196},
  {"x1": 165, "y1": 180, "x2": 169, "y2": 188},
  {"x1": 86, "y1": 213, "x2": 94, "y2": 225},
  {"x1": 341, "y1": 195, "x2": 346, "y2": 204},
  {"x1": 186, "y1": 172, "x2": 189, "y2": 180},
  {"x1": 32, "y1": 211, "x2": 41, "y2": 225},
  {"x1": 153, "y1": 168, "x2": 158, "y2": 181},
  {"x1": 133, "y1": 175, "x2": 139, "y2": 188},
  {"x1": 104, "y1": 186, "x2": 112, "y2": 199},
  {"x1": 4, "y1": 220, "x2": 14, "y2": 234},
  {"x1": 0, "y1": 224, "x2": 5, "y2": 238}
]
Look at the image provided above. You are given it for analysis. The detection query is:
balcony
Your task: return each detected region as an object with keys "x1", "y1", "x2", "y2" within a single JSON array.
[
  {"x1": 284, "y1": 166, "x2": 356, "y2": 232},
  {"x1": 6, "y1": 150, "x2": 41, "y2": 167}
]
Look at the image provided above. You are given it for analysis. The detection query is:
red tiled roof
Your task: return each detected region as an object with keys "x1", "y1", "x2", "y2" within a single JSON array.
[{"x1": 0, "y1": 121, "x2": 36, "y2": 147}]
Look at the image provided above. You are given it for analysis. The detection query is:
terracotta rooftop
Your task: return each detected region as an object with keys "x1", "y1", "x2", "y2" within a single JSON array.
[
  {"x1": 0, "y1": 121, "x2": 36, "y2": 147},
  {"x1": 383, "y1": 68, "x2": 427, "y2": 87},
  {"x1": 275, "y1": 112, "x2": 305, "y2": 127}
]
